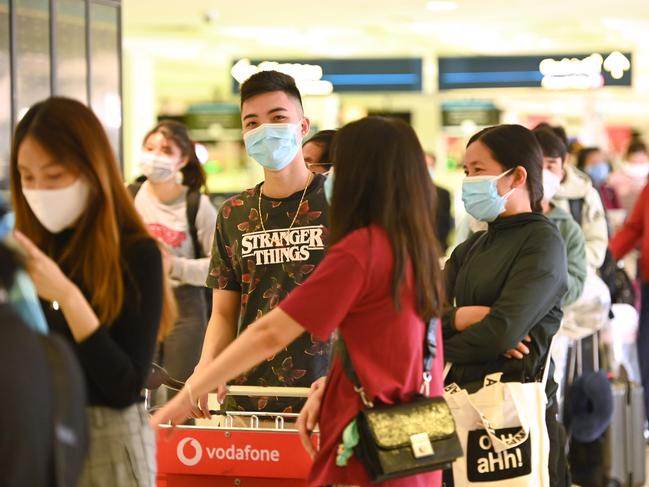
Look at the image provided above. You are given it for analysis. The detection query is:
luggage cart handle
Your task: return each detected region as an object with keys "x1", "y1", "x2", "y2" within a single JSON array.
[
  {"x1": 226, "y1": 385, "x2": 310, "y2": 398},
  {"x1": 147, "y1": 363, "x2": 311, "y2": 398}
]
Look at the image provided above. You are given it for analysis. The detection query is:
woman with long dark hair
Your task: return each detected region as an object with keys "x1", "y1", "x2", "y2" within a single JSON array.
[
  {"x1": 10, "y1": 97, "x2": 176, "y2": 486},
  {"x1": 443, "y1": 125, "x2": 568, "y2": 485},
  {"x1": 151, "y1": 116, "x2": 446, "y2": 486},
  {"x1": 132, "y1": 120, "x2": 217, "y2": 388}
]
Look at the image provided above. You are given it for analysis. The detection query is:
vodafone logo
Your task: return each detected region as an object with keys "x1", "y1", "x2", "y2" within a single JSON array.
[{"x1": 177, "y1": 437, "x2": 203, "y2": 466}]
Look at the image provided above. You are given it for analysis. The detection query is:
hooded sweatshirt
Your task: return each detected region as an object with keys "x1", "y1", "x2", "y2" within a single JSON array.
[
  {"x1": 547, "y1": 205, "x2": 587, "y2": 306},
  {"x1": 552, "y1": 165, "x2": 608, "y2": 270}
]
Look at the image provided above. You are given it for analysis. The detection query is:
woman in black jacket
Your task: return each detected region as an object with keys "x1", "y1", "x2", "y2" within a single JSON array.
[{"x1": 443, "y1": 124, "x2": 568, "y2": 486}]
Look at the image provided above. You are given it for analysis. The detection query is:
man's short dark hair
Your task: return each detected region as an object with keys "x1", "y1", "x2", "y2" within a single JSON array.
[
  {"x1": 240, "y1": 71, "x2": 303, "y2": 110},
  {"x1": 533, "y1": 127, "x2": 567, "y2": 162},
  {"x1": 533, "y1": 122, "x2": 568, "y2": 146}
]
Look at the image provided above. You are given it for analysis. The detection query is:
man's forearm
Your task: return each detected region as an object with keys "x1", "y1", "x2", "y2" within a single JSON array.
[
  {"x1": 198, "y1": 290, "x2": 241, "y2": 364},
  {"x1": 199, "y1": 313, "x2": 237, "y2": 364}
]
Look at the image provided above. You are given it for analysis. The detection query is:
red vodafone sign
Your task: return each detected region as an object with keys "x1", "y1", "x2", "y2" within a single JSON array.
[{"x1": 157, "y1": 427, "x2": 314, "y2": 480}]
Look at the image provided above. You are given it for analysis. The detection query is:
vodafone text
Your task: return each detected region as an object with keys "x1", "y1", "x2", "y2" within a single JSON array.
[
  {"x1": 206, "y1": 444, "x2": 280, "y2": 462},
  {"x1": 176, "y1": 437, "x2": 281, "y2": 467}
]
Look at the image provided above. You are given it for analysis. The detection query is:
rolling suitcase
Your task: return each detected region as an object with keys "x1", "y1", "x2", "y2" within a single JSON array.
[
  {"x1": 568, "y1": 331, "x2": 611, "y2": 487},
  {"x1": 568, "y1": 331, "x2": 646, "y2": 487},
  {"x1": 605, "y1": 367, "x2": 646, "y2": 487}
]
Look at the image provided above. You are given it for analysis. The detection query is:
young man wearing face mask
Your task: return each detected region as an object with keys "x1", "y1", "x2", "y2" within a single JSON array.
[
  {"x1": 536, "y1": 129, "x2": 611, "y2": 379},
  {"x1": 190, "y1": 71, "x2": 331, "y2": 416},
  {"x1": 534, "y1": 127, "x2": 609, "y2": 273},
  {"x1": 534, "y1": 131, "x2": 588, "y2": 307}
]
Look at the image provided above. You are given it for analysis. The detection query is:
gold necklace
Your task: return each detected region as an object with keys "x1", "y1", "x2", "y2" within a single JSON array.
[{"x1": 258, "y1": 173, "x2": 313, "y2": 234}]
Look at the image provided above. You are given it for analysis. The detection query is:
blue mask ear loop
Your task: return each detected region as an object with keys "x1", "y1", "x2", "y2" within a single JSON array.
[{"x1": 496, "y1": 167, "x2": 517, "y2": 199}]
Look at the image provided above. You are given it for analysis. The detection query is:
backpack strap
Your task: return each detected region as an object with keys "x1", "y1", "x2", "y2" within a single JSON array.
[
  {"x1": 127, "y1": 182, "x2": 142, "y2": 199},
  {"x1": 186, "y1": 189, "x2": 203, "y2": 259},
  {"x1": 568, "y1": 198, "x2": 585, "y2": 225}
]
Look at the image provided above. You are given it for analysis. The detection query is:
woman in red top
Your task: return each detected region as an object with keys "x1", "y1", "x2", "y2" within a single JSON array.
[
  {"x1": 610, "y1": 182, "x2": 649, "y2": 422},
  {"x1": 151, "y1": 116, "x2": 447, "y2": 486}
]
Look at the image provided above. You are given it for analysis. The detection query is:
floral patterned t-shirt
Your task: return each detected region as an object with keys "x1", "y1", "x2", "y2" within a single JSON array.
[{"x1": 206, "y1": 173, "x2": 331, "y2": 412}]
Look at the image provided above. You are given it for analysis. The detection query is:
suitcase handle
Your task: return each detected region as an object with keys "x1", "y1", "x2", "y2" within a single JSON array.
[{"x1": 575, "y1": 331, "x2": 600, "y2": 377}]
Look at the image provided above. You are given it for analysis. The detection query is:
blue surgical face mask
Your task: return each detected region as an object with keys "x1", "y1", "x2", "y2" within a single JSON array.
[
  {"x1": 462, "y1": 168, "x2": 515, "y2": 222},
  {"x1": 243, "y1": 123, "x2": 301, "y2": 171},
  {"x1": 586, "y1": 162, "x2": 610, "y2": 186},
  {"x1": 324, "y1": 170, "x2": 335, "y2": 206}
]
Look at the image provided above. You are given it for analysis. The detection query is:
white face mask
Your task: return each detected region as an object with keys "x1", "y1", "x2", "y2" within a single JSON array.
[
  {"x1": 139, "y1": 152, "x2": 179, "y2": 183},
  {"x1": 23, "y1": 178, "x2": 90, "y2": 234},
  {"x1": 542, "y1": 169, "x2": 561, "y2": 201},
  {"x1": 622, "y1": 161, "x2": 649, "y2": 179}
]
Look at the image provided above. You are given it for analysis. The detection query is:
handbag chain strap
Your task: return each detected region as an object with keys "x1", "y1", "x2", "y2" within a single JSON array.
[{"x1": 335, "y1": 318, "x2": 438, "y2": 409}]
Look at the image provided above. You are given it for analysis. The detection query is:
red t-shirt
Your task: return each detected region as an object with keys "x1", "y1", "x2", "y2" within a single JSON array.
[{"x1": 280, "y1": 225, "x2": 444, "y2": 487}]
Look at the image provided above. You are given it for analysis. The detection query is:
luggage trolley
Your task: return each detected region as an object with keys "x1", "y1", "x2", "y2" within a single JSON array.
[{"x1": 148, "y1": 367, "x2": 317, "y2": 487}]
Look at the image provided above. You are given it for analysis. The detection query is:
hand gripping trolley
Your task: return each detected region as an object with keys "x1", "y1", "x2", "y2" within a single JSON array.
[{"x1": 147, "y1": 365, "x2": 317, "y2": 486}]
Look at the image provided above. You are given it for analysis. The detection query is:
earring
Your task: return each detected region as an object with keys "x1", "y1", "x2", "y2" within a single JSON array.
[{"x1": 175, "y1": 171, "x2": 184, "y2": 185}]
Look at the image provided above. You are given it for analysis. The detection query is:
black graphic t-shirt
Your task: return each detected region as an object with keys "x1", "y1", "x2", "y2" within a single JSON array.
[{"x1": 206, "y1": 173, "x2": 331, "y2": 412}]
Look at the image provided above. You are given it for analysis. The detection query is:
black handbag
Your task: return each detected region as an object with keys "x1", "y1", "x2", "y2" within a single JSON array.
[{"x1": 336, "y1": 318, "x2": 463, "y2": 483}]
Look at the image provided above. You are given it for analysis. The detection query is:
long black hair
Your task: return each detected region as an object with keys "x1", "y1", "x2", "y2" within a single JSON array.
[
  {"x1": 468, "y1": 124, "x2": 544, "y2": 213},
  {"x1": 329, "y1": 116, "x2": 444, "y2": 320}
]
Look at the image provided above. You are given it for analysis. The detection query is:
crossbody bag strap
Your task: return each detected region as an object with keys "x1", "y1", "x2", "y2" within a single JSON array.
[
  {"x1": 334, "y1": 337, "x2": 374, "y2": 407},
  {"x1": 335, "y1": 318, "x2": 437, "y2": 406}
]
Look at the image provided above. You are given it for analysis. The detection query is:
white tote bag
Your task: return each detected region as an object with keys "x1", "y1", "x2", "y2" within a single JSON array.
[{"x1": 443, "y1": 350, "x2": 552, "y2": 487}]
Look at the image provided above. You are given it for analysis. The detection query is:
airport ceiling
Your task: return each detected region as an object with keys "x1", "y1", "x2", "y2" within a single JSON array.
[{"x1": 123, "y1": 0, "x2": 649, "y2": 59}]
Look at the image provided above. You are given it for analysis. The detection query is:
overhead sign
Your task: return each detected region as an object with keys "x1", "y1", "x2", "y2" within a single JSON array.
[
  {"x1": 232, "y1": 58, "x2": 423, "y2": 94},
  {"x1": 438, "y1": 52, "x2": 632, "y2": 90},
  {"x1": 441, "y1": 100, "x2": 500, "y2": 127},
  {"x1": 232, "y1": 59, "x2": 334, "y2": 95}
]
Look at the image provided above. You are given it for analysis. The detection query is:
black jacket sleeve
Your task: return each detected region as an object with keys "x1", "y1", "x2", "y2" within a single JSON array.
[
  {"x1": 442, "y1": 233, "x2": 482, "y2": 340},
  {"x1": 76, "y1": 239, "x2": 163, "y2": 408},
  {"x1": 444, "y1": 230, "x2": 567, "y2": 364}
]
